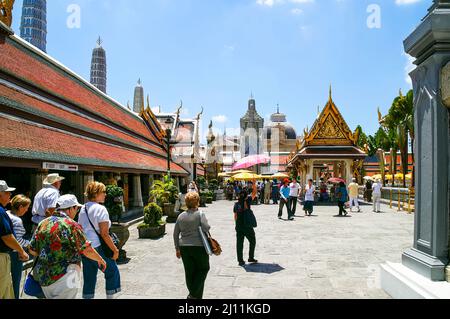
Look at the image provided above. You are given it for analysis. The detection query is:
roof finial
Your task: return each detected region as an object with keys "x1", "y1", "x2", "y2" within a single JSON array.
[
  {"x1": 250, "y1": 91, "x2": 254, "y2": 100},
  {"x1": 329, "y1": 84, "x2": 332, "y2": 101},
  {"x1": 97, "y1": 36, "x2": 103, "y2": 47},
  {"x1": 137, "y1": 78, "x2": 141, "y2": 86},
  {"x1": 277, "y1": 103, "x2": 280, "y2": 114}
]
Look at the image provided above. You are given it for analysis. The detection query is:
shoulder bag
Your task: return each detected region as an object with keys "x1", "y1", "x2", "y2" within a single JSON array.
[
  {"x1": 85, "y1": 205, "x2": 120, "y2": 259},
  {"x1": 198, "y1": 211, "x2": 222, "y2": 256},
  {"x1": 23, "y1": 256, "x2": 44, "y2": 298}
]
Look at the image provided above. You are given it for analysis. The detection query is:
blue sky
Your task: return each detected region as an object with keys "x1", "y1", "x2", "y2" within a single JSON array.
[{"x1": 12, "y1": 0, "x2": 431, "y2": 139}]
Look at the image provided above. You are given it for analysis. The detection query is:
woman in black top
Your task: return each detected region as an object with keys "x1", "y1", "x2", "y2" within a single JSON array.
[{"x1": 233, "y1": 180, "x2": 258, "y2": 267}]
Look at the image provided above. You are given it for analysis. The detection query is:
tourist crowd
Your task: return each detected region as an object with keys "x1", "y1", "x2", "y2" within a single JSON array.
[{"x1": 0, "y1": 175, "x2": 121, "y2": 300}]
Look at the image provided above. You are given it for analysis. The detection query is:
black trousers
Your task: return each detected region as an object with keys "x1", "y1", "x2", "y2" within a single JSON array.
[
  {"x1": 338, "y1": 201, "x2": 347, "y2": 216},
  {"x1": 180, "y1": 246, "x2": 210, "y2": 299},
  {"x1": 289, "y1": 197, "x2": 298, "y2": 215},
  {"x1": 278, "y1": 199, "x2": 292, "y2": 218},
  {"x1": 236, "y1": 227, "x2": 256, "y2": 263}
]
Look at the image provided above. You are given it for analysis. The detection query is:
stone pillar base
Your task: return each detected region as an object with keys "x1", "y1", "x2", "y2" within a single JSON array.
[
  {"x1": 402, "y1": 248, "x2": 447, "y2": 282},
  {"x1": 380, "y1": 262, "x2": 450, "y2": 299}
]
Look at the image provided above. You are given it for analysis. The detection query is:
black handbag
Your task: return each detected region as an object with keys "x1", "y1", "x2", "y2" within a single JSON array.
[{"x1": 84, "y1": 205, "x2": 120, "y2": 259}]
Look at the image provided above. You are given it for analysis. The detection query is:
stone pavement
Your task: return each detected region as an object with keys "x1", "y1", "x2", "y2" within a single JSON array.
[{"x1": 22, "y1": 200, "x2": 414, "y2": 299}]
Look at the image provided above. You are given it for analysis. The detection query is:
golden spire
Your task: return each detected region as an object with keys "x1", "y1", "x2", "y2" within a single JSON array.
[
  {"x1": 329, "y1": 84, "x2": 332, "y2": 101},
  {"x1": 0, "y1": 0, "x2": 15, "y2": 27}
]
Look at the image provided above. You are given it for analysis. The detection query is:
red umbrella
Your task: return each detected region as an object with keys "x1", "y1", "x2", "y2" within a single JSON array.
[
  {"x1": 232, "y1": 155, "x2": 271, "y2": 170},
  {"x1": 328, "y1": 178, "x2": 346, "y2": 184}
]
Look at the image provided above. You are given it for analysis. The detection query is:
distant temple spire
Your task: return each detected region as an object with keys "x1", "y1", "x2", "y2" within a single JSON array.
[
  {"x1": 20, "y1": 0, "x2": 47, "y2": 52},
  {"x1": 90, "y1": 37, "x2": 107, "y2": 94},
  {"x1": 329, "y1": 84, "x2": 332, "y2": 101},
  {"x1": 133, "y1": 79, "x2": 144, "y2": 113}
]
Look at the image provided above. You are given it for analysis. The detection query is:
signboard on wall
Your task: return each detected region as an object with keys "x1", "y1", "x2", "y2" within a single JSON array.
[{"x1": 43, "y1": 162, "x2": 79, "y2": 172}]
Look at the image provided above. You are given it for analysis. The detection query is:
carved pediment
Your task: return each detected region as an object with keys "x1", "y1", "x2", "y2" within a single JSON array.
[
  {"x1": 316, "y1": 115, "x2": 346, "y2": 140},
  {"x1": 304, "y1": 90, "x2": 358, "y2": 146}
]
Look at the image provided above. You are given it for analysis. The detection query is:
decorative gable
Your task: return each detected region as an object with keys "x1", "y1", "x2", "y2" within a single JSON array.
[{"x1": 304, "y1": 89, "x2": 358, "y2": 147}]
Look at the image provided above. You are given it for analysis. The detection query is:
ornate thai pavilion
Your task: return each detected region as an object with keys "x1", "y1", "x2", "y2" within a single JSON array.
[{"x1": 287, "y1": 88, "x2": 367, "y2": 185}]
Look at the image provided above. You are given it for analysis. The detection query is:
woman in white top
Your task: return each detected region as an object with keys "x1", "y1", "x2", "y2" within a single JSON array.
[
  {"x1": 78, "y1": 182, "x2": 121, "y2": 299},
  {"x1": 304, "y1": 179, "x2": 316, "y2": 216}
]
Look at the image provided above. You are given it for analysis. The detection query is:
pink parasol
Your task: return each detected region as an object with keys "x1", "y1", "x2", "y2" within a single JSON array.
[
  {"x1": 232, "y1": 155, "x2": 271, "y2": 170},
  {"x1": 328, "y1": 177, "x2": 346, "y2": 184}
]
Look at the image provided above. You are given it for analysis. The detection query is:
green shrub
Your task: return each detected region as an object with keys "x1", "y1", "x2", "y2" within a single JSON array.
[
  {"x1": 141, "y1": 202, "x2": 165, "y2": 228},
  {"x1": 150, "y1": 175, "x2": 179, "y2": 206},
  {"x1": 105, "y1": 185, "x2": 124, "y2": 222}
]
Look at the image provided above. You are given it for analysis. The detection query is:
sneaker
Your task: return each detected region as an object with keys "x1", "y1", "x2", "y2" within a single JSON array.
[
  {"x1": 289, "y1": 217, "x2": 295, "y2": 221},
  {"x1": 248, "y1": 259, "x2": 258, "y2": 264},
  {"x1": 239, "y1": 261, "x2": 246, "y2": 266}
]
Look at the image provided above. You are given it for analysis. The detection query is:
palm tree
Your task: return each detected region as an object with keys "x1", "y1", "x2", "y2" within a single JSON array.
[{"x1": 389, "y1": 90, "x2": 414, "y2": 187}]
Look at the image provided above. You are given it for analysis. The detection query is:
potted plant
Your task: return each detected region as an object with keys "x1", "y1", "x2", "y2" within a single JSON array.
[
  {"x1": 200, "y1": 189, "x2": 211, "y2": 206},
  {"x1": 150, "y1": 175, "x2": 179, "y2": 222},
  {"x1": 138, "y1": 203, "x2": 166, "y2": 239},
  {"x1": 105, "y1": 185, "x2": 130, "y2": 264},
  {"x1": 209, "y1": 179, "x2": 219, "y2": 201}
]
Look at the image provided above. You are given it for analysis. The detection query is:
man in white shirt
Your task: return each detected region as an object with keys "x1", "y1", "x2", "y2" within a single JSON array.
[
  {"x1": 372, "y1": 179, "x2": 383, "y2": 213},
  {"x1": 304, "y1": 179, "x2": 316, "y2": 216},
  {"x1": 289, "y1": 178, "x2": 302, "y2": 216},
  {"x1": 32, "y1": 173, "x2": 64, "y2": 229}
]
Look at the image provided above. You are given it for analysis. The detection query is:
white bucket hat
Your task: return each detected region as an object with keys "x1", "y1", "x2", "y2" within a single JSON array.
[
  {"x1": 43, "y1": 173, "x2": 65, "y2": 185},
  {"x1": 0, "y1": 180, "x2": 16, "y2": 192},
  {"x1": 57, "y1": 194, "x2": 82, "y2": 210}
]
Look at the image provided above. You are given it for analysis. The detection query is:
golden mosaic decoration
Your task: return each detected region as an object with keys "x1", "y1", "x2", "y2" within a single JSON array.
[{"x1": 0, "y1": 0, "x2": 14, "y2": 27}]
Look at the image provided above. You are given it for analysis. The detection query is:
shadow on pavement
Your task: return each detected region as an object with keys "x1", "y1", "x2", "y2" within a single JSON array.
[{"x1": 243, "y1": 263, "x2": 285, "y2": 274}]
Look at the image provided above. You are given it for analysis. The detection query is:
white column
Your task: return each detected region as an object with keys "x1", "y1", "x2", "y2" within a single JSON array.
[
  {"x1": 83, "y1": 172, "x2": 94, "y2": 202},
  {"x1": 306, "y1": 160, "x2": 314, "y2": 182},
  {"x1": 131, "y1": 174, "x2": 144, "y2": 208}
]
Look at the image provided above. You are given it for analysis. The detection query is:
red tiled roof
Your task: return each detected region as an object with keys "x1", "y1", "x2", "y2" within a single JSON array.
[
  {"x1": 0, "y1": 116, "x2": 188, "y2": 175},
  {"x1": 0, "y1": 38, "x2": 156, "y2": 142},
  {"x1": 0, "y1": 85, "x2": 163, "y2": 155}
]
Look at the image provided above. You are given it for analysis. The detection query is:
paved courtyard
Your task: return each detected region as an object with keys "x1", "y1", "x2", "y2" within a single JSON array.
[
  {"x1": 89, "y1": 200, "x2": 414, "y2": 299},
  {"x1": 23, "y1": 200, "x2": 414, "y2": 299}
]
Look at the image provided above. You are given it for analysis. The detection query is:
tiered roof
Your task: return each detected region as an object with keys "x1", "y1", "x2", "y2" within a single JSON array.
[{"x1": 0, "y1": 27, "x2": 188, "y2": 175}]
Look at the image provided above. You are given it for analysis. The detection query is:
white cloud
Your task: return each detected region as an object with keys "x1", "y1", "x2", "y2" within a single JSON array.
[
  {"x1": 212, "y1": 115, "x2": 228, "y2": 123},
  {"x1": 256, "y1": 0, "x2": 283, "y2": 7},
  {"x1": 395, "y1": 0, "x2": 422, "y2": 5},
  {"x1": 256, "y1": 0, "x2": 314, "y2": 7}
]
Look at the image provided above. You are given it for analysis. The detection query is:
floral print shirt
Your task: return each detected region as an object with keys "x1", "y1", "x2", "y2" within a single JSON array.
[{"x1": 30, "y1": 212, "x2": 91, "y2": 287}]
